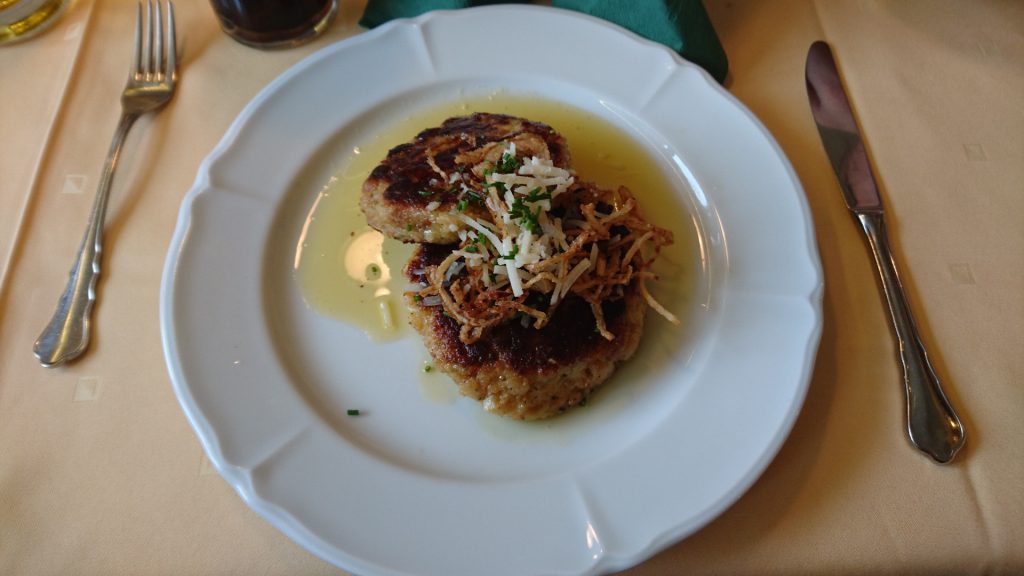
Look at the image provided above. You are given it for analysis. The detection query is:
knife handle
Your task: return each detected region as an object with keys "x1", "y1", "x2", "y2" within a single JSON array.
[{"x1": 856, "y1": 212, "x2": 966, "y2": 463}]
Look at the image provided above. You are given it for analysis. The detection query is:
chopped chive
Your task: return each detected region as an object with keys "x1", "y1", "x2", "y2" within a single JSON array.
[
  {"x1": 496, "y1": 152, "x2": 521, "y2": 174},
  {"x1": 525, "y1": 187, "x2": 551, "y2": 202},
  {"x1": 456, "y1": 199, "x2": 468, "y2": 212},
  {"x1": 508, "y1": 197, "x2": 540, "y2": 233},
  {"x1": 418, "y1": 189, "x2": 434, "y2": 197},
  {"x1": 405, "y1": 224, "x2": 413, "y2": 231},
  {"x1": 423, "y1": 364, "x2": 433, "y2": 373},
  {"x1": 464, "y1": 245, "x2": 478, "y2": 253},
  {"x1": 499, "y1": 244, "x2": 520, "y2": 261},
  {"x1": 347, "y1": 409, "x2": 361, "y2": 416}
]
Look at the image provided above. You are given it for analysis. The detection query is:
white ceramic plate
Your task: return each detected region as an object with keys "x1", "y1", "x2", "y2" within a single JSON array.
[{"x1": 162, "y1": 6, "x2": 823, "y2": 576}]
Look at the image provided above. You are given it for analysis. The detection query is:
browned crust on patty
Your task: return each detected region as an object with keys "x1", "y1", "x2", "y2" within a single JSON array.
[
  {"x1": 406, "y1": 244, "x2": 646, "y2": 420},
  {"x1": 360, "y1": 113, "x2": 571, "y2": 244}
]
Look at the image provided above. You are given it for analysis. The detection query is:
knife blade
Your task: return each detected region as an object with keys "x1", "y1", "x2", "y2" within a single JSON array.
[{"x1": 805, "y1": 41, "x2": 965, "y2": 463}]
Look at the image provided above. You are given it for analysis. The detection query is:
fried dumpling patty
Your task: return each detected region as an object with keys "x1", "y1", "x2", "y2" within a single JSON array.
[
  {"x1": 405, "y1": 244, "x2": 645, "y2": 420},
  {"x1": 360, "y1": 113, "x2": 570, "y2": 244}
]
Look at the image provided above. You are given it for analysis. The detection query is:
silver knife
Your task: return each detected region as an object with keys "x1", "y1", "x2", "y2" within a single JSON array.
[{"x1": 805, "y1": 41, "x2": 965, "y2": 463}]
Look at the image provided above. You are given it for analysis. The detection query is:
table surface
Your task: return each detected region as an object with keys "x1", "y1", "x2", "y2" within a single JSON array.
[{"x1": 2, "y1": 1, "x2": 1022, "y2": 574}]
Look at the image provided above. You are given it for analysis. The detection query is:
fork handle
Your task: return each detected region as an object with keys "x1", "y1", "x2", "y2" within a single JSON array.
[{"x1": 34, "y1": 112, "x2": 140, "y2": 368}]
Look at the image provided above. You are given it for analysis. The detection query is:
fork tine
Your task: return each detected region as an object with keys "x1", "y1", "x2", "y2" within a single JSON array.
[
  {"x1": 154, "y1": 0, "x2": 164, "y2": 79},
  {"x1": 145, "y1": 0, "x2": 154, "y2": 78},
  {"x1": 132, "y1": 2, "x2": 142, "y2": 78},
  {"x1": 166, "y1": 1, "x2": 177, "y2": 82}
]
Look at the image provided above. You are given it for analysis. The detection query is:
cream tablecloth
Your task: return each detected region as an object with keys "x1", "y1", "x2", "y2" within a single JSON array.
[{"x1": 1, "y1": 1, "x2": 1021, "y2": 574}]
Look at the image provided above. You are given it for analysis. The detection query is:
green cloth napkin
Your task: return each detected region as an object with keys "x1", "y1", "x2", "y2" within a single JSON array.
[{"x1": 359, "y1": 0, "x2": 729, "y2": 83}]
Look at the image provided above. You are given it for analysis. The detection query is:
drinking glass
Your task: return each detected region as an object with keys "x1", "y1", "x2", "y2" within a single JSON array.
[
  {"x1": 0, "y1": 0, "x2": 69, "y2": 45},
  {"x1": 209, "y1": 0, "x2": 338, "y2": 49}
]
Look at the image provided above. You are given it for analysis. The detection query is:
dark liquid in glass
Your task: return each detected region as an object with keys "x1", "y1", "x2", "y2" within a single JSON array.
[{"x1": 210, "y1": 0, "x2": 336, "y2": 47}]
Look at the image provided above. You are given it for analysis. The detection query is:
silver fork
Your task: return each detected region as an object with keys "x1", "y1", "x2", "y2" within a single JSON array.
[{"x1": 34, "y1": 1, "x2": 178, "y2": 368}]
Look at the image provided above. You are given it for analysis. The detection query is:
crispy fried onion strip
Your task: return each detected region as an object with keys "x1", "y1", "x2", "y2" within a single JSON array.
[{"x1": 413, "y1": 165, "x2": 677, "y2": 345}]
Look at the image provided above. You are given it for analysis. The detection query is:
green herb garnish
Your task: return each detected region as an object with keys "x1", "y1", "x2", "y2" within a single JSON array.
[
  {"x1": 496, "y1": 152, "x2": 522, "y2": 174},
  {"x1": 509, "y1": 197, "x2": 540, "y2": 233},
  {"x1": 524, "y1": 187, "x2": 552, "y2": 203},
  {"x1": 499, "y1": 244, "x2": 520, "y2": 261}
]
